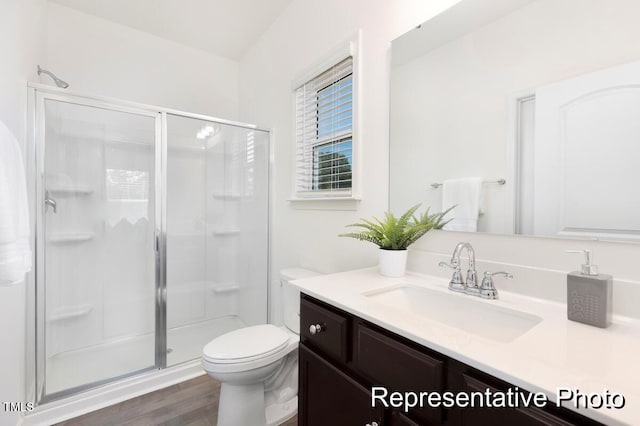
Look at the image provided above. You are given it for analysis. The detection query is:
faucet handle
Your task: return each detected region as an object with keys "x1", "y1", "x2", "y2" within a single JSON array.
[
  {"x1": 484, "y1": 271, "x2": 513, "y2": 280},
  {"x1": 438, "y1": 261, "x2": 459, "y2": 270},
  {"x1": 439, "y1": 261, "x2": 465, "y2": 292},
  {"x1": 45, "y1": 191, "x2": 58, "y2": 214},
  {"x1": 479, "y1": 271, "x2": 512, "y2": 299}
]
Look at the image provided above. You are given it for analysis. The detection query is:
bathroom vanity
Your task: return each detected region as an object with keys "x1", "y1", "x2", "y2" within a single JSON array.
[{"x1": 294, "y1": 269, "x2": 640, "y2": 426}]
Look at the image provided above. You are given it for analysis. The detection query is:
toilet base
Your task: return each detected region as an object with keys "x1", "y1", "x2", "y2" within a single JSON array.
[
  {"x1": 217, "y1": 383, "x2": 266, "y2": 426},
  {"x1": 266, "y1": 395, "x2": 297, "y2": 426}
]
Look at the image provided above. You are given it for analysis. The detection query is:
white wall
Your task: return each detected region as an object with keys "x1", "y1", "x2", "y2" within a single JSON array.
[
  {"x1": 239, "y1": 0, "x2": 640, "y2": 325},
  {"x1": 239, "y1": 0, "x2": 463, "y2": 323},
  {"x1": 45, "y1": 3, "x2": 240, "y2": 119},
  {"x1": 0, "y1": 0, "x2": 46, "y2": 423},
  {"x1": 0, "y1": 0, "x2": 45, "y2": 147},
  {"x1": 390, "y1": 0, "x2": 640, "y2": 234}
]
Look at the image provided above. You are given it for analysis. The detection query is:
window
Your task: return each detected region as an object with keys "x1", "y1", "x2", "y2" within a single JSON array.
[
  {"x1": 106, "y1": 169, "x2": 149, "y2": 201},
  {"x1": 295, "y1": 57, "x2": 354, "y2": 197}
]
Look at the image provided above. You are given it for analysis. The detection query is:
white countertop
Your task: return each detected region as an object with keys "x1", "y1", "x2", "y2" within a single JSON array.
[{"x1": 292, "y1": 268, "x2": 640, "y2": 426}]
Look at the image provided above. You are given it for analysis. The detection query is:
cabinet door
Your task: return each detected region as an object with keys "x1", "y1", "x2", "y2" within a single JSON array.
[
  {"x1": 299, "y1": 345, "x2": 384, "y2": 426},
  {"x1": 354, "y1": 323, "x2": 445, "y2": 425}
]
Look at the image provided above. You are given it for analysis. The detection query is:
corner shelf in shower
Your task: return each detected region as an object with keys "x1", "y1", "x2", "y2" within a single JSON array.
[
  {"x1": 48, "y1": 232, "x2": 95, "y2": 244},
  {"x1": 212, "y1": 191, "x2": 242, "y2": 200},
  {"x1": 211, "y1": 229, "x2": 240, "y2": 236},
  {"x1": 47, "y1": 304, "x2": 93, "y2": 322},
  {"x1": 47, "y1": 185, "x2": 94, "y2": 196},
  {"x1": 210, "y1": 282, "x2": 240, "y2": 294}
]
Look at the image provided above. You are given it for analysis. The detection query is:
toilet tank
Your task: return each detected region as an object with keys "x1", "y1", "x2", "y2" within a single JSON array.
[{"x1": 281, "y1": 268, "x2": 320, "y2": 334}]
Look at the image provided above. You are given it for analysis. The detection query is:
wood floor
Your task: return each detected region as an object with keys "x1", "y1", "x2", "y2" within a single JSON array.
[{"x1": 57, "y1": 375, "x2": 298, "y2": 426}]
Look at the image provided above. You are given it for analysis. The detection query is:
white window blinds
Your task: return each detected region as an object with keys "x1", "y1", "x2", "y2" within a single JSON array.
[{"x1": 295, "y1": 57, "x2": 353, "y2": 196}]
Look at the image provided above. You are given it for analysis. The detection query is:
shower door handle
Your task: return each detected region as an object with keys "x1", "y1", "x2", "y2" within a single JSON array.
[{"x1": 45, "y1": 191, "x2": 57, "y2": 213}]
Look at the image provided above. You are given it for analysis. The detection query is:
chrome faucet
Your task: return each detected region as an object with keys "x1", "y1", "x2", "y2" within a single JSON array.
[
  {"x1": 440, "y1": 242, "x2": 513, "y2": 299},
  {"x1": 439, "y1": 241, "x2": 478, "y2": 293}
]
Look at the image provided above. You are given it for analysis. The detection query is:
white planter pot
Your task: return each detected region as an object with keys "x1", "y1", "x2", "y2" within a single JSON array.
[{"x1": 378, "y1": 249, "x2": 408, "y2": 277}]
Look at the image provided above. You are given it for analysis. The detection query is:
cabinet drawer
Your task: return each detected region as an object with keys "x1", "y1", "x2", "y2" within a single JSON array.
[
  {"x1": 300, "y1": 297, "x2": 349, "y2": 363},
  {"x1": 354, "y1": 323, "x2": 445, "y2": 425},
  {"x1": 460, "y1": 374, "x2": 602, "y2": 426}
]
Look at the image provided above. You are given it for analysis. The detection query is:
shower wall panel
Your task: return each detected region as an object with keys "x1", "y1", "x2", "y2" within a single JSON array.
[{"x1": 166, "y1": 115, "x2": 269, "y2": 366}]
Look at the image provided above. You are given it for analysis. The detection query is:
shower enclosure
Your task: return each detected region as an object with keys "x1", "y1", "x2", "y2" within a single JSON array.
[{"x1": 29, "y1": 85, "x2": 269, "y2": 403}]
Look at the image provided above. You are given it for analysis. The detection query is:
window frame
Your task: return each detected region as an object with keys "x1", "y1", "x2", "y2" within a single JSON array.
[{"x1": 290, "y1": 34, "x2": 361, "y2": 203}]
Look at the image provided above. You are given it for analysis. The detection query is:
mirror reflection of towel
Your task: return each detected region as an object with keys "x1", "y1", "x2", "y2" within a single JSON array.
[
  {"x1": 442, "y1": 177, "x2": 482, "y2": 232},
  {"x1": 0, "y1": 121, "x2": 32, "y2": 285}
]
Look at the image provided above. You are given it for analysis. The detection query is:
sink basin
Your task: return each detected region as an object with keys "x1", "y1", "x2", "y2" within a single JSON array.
[{"x1": 362, "y1": 284, "x2": 542, "y2": 343}]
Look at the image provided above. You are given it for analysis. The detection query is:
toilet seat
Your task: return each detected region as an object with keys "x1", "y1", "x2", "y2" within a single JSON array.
[{"x1": 202, "y1": 325, "x2": 296, "y2": 373}]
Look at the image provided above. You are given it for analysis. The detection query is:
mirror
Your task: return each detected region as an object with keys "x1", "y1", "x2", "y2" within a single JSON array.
[{"x1": 390, "y1": 0, "x2": 640, "y2": 241}]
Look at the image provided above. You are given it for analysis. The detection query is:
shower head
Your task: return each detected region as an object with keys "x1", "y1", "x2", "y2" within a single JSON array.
[{"x1": 37, "y1": 65, "x2": 69, "y2": 89}]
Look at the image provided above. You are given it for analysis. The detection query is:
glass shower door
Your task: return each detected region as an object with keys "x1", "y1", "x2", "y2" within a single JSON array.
[
  {"x1": 165, "y1": 114, "x2": 269, "y2": 366},
  {"x1": 39, "y1": 96, "x2": 159, "y2": 399}
]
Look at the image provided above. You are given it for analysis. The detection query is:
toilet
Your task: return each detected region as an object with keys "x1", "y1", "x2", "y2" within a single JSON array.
[{"x1": 202, "y1": 268, "x2": 319, "y2": 426}]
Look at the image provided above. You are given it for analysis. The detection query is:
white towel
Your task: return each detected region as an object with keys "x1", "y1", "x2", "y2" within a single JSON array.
[
  {"x1": 442, "y1": 177, "x2": 482, "y2": 232},
  {"x1": 0, "y1": 120, "x2": 32, "y2": 285}
]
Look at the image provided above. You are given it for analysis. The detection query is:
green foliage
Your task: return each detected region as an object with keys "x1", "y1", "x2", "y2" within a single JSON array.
[
  {"x1": 317, "y1": 150, "x2": 351, "y2": 190},
  {"x1": 339, "y1": 204, "x2": 453, "y2": 250}
]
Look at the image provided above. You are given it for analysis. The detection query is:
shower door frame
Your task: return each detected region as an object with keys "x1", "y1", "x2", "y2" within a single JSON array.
[
  {"x1": 28, "y1": 83, "x2": 271, "y2": 406},
  {"x1": 32, "y1": 87, "x2": 165, "y2": 403}
]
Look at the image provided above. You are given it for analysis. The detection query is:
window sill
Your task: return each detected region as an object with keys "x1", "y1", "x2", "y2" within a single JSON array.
[{"x1": 287, "y1": 196, "x2": 361, "y2": 211}]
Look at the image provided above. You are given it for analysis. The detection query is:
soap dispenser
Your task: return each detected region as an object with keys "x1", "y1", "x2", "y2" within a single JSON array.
[{"x1": 566, "y1": 249, "x2": 612, "y2": 328}]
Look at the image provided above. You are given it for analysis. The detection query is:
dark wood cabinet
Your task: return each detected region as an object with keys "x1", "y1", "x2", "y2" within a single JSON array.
[
  {"x1": 453, "y1": 371, "x2": 600, "y2": 426},
  {"x1": 390, "y1": 411, "x2": 421, "y2": 426},
  {"x1": 354, "y1": 322, "x2": 445, "y2": 425},
  {"x1": 300, "y1": 294, "x2": 349, "y2": 363},
  {"x1": 299, "y1": 345, "x2": 384, "y2": 426},
  {"x1": 299, "y1": 294, "x2": 603, "y2": 426},
  {"x1": 458, "y1": 373, "x2": 573, "y2": 426}
]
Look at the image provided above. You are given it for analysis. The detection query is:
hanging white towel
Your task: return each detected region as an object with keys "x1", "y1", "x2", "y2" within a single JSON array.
[
  {"x1": 0, "y1": 120, "x2": 32, "y2": 285},
  {"x1": 442, "y1": 177, "x2": 482, "y2": 232}
]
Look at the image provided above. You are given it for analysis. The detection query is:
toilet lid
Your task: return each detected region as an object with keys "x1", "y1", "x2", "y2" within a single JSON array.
[{"x1": 202, "y1": 324, "x2": 290, "y2": 363}]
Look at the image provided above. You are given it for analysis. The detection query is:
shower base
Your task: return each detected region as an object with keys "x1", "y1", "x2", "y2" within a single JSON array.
[{"x1": 45, "y1": 316, "x2": 245, "y2": 396}]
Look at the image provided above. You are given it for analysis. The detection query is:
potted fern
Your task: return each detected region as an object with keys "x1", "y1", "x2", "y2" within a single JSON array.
[{"x1": 340, "y1": 204, "x2": 451, "y2": 277}]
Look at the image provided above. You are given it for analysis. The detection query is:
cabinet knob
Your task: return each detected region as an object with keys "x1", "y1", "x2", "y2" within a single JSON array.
[{"x1": 309, "y1": 323, "x2": 323, "y2": 335}]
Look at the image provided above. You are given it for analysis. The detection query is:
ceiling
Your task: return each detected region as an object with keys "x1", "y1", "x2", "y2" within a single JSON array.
[{"x1": 48, "y1": 0, "x2": 293, "y2": 60}]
